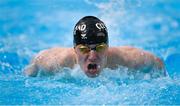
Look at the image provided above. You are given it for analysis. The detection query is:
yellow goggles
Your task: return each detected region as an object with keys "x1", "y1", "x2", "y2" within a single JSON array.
[{"x1": 76, "y1": 43, "x2": 108, "y2": 54}]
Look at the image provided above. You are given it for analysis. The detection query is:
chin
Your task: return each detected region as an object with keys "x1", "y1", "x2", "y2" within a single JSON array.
[{"x1": 85, "y1": 71, "x2": 100, "y2": 78}]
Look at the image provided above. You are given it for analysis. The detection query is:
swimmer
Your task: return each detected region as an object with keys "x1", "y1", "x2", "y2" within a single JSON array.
[{"x1": 24, "y1": 16, "x2": 167, "y2": 78}]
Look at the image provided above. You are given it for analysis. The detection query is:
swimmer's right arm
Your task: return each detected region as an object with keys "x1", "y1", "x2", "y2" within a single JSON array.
[
  {"x1": 24, "y1": 49, "x2": 51, "y2": 77},
  {"x1": 24, "y1": 62, "x2": 39, "y2": 77},
  {"x1": 24, "y1": 48, "x2": 76, "y2": 77}
]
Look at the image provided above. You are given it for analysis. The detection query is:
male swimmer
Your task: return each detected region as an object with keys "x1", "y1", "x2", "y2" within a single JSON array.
[{"x1": 24, "y1": 16, "x2": 167, "y2": 78}]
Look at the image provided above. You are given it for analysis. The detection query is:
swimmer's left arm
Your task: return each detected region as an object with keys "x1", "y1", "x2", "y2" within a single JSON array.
[
  {"x1": 141, "y1": 51, "x2": 167, "y2": 76},
  {"x1": 138, "y1": 50, "x2": 167, "y2": 76},
  {"x1": 153, "y1": 57, "x2": 168, "y2": 76},
  {"x1": 117, "y1": 46, "x2": 167, "y2": 76}
]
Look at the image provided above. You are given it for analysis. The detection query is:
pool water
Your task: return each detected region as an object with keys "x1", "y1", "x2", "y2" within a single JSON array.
[{"x1": 0, "y1": 0, "x2": 180, "y2": 105}]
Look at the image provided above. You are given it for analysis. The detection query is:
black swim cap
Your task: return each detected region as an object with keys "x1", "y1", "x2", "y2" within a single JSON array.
[{"x1": 73, "y1": 16, "x2": 108, "y2": 46}]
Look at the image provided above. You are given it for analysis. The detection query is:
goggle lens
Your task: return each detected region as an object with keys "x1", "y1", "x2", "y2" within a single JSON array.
[
  {"x1": 96, "y1": 44, "x2": 107, "y2": 52},
  {"x1": 77, "y1": 43, "x2": 107, "y2": 54},
  {"x1": 79, "y1": 45, "x2": 90, "y2": 54}
]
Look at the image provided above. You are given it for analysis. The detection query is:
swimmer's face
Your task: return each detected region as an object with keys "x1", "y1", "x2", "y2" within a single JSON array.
[{"x1": 75, "y1": 43, "x2": 108, "y2": 78}]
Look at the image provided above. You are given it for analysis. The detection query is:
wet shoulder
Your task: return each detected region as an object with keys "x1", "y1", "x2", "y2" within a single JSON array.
[
  {"x1": 110, "y1": 46, "x2": 152, "y2": 54},
  {"x1": 36, "y1": 47, "x2": 73, "y2": 56},
  {"x1": 34, "y1": 47, "x2": 75, "y2": 63},
  {"x1": 107, "y1": 46, "x2": 154, "y2": 68},
  {"x1": 33, "y1": 47, "x2": 76, "y2": 70}
]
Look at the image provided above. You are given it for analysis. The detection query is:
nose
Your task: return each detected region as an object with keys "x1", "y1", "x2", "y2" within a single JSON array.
[{"x1": 88, "y1": 50, "x2": 98, "y2": 62}]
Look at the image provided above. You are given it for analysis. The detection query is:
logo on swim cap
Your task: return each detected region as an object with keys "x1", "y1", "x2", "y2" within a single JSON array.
[
  {"x1": 75, "y1": 23, "x2": 86, "y2": 31},
  {"x1": 74, "y1": 23, "x2": 87, "y2": 39},
  {"x1": 95, "y1": 23, "x2": 106, "y2": 31},
  {"x1": 73, "y1": 16, "x2": 108, "y2": 46},
  {"x1": 81, "y1": 33, "x2": 87, "y2": 39}
]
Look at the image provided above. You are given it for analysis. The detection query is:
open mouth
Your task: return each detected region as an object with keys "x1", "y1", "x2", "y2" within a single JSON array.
[
  {"x1": 85, "y1": 63, "x2": 100, "y2": 77},
  {"x1": 87, "y1": 63, "x2": 98, "y2": 74},
  {"x1": 88, "y1": 64, "x2": 97, "y2": 70}
]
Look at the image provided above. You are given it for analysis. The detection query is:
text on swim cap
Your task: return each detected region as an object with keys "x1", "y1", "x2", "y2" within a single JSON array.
[
  {"x1": 95, "y1": 23, "x2": 106, "y2": 31},
  {"x1": 75, "y1": 24, "x2": 86, "y2": 31},
  {"x1": 75, "y1": 23, "x2": 106, "y2": 32}
]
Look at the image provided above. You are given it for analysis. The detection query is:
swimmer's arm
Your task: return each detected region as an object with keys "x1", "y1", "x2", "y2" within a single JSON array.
[
  {"x1": 24, "y1": 49, "x2": 60, "y2": 77},
  {"x1": 141, "y1": 51, "x2": 167, "y2": 76},
  {"x1": 24, "y1": 62, "x2": 39, "y2": 77},
  {"x1": 24, "y1": 52, "x2": 44, "y2": 77},
  {"x1": 153, "y1": 57, "x2": 168, "y2": 76},
  {"x1": 24, "y1": 48, "x2": 76, "y2": 77},
  {"x1": 133, "y1": 49, "x2": 167, "y2": 76},
  {"x1": 116, "y1": 46, "x2": 167, "y2": 76}
]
